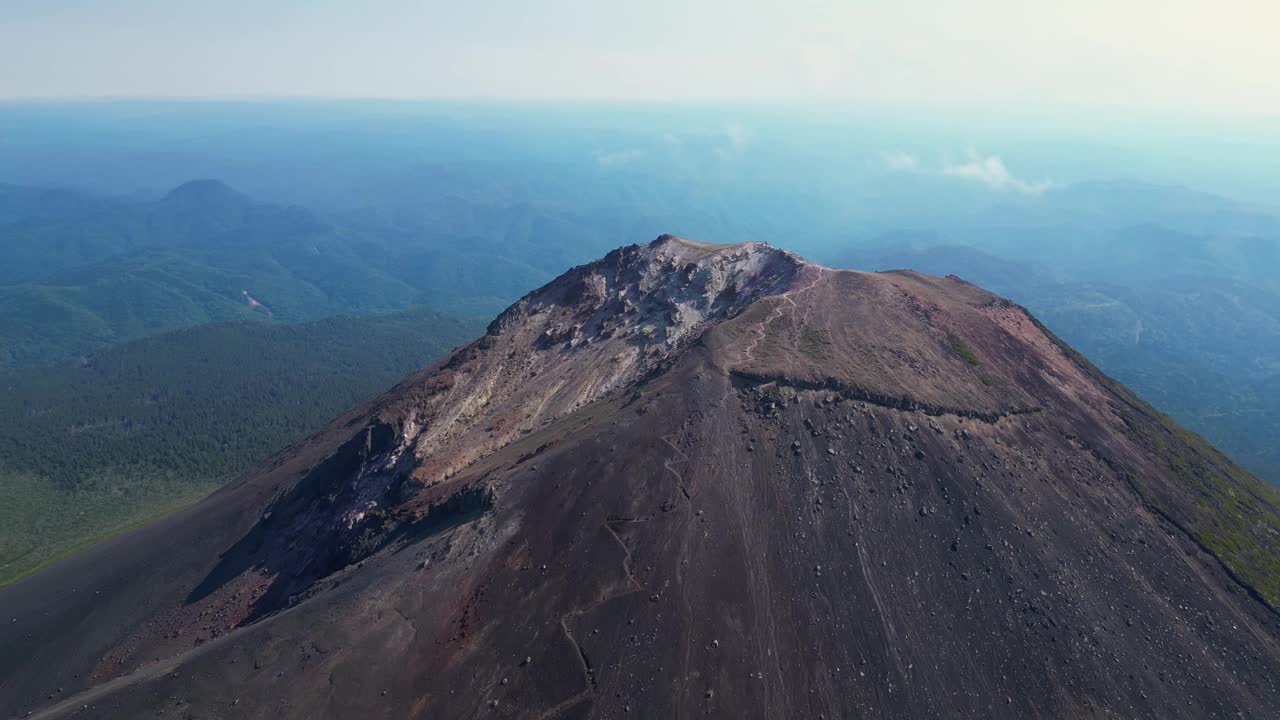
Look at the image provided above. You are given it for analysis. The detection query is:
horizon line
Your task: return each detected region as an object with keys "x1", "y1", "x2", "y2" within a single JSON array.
[{"x1": 0, "y1": 94, "x2": 1278, "y2": 122}]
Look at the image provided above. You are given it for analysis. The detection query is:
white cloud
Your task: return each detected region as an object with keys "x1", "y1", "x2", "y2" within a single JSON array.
[
  {"x1": 595, "y1": 148, "x2": 645, "y2": 168},
  {"x1": 942, "y1": 150, "x2": 1054, "y2": 194},
  {"x1": 881, "y1": 150, "x2": 919, "y2": 172},
  {"x1": 725, "y1": 122, "x2": 754, "y2": 151},
  {"x1": 712, "y1": 122, "x2": 756, "y2": 160},
  {"x1": 884, "y1": 148, "x2": 1054, "y2": 194}
]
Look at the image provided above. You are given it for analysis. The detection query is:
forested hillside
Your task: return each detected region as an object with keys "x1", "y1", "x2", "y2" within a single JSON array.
[
  {"x1": 0, "y1": 307, "x2": 482, "y2": 584},
  {"x1": 0, "y1": 179, "x2": 547, "y2": 366}
]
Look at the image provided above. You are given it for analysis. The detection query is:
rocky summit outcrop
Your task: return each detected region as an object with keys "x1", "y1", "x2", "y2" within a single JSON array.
[{"x1": 3, "y1": 236, "x2": 1280, "y2": 719}]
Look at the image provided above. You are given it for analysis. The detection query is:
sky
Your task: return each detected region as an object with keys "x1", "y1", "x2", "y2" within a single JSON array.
[{"x1": 2, "y1": 0, "x2": 1279, "y2": 115}]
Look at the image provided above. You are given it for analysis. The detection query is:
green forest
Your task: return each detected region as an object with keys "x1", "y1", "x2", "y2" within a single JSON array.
[
  {"x1": 0, "y1": 307, "x2": 482, "y2": 584},
  {"x1": 0, "y1": 179, "x2": 551, "y2": 367}
]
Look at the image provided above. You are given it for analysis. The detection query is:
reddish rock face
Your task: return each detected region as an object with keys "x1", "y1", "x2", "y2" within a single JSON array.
[{"x1": 4, "y1": 236, "x2": 1280, "y2": 719}]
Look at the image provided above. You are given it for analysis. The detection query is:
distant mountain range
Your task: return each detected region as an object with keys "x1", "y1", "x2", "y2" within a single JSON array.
[{"x1": 0, "y1": 179, "x2": 559, "y2": 366}]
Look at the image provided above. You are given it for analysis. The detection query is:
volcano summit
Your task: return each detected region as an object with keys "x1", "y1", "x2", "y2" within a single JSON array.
[{"x1": 4, "y1": 236, "x2": 1280, "y2": 719}]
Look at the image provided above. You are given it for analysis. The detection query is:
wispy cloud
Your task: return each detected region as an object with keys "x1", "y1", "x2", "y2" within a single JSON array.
[
  {"x1": 595, "y1": 148, "x2": 645, "y2": 168},
  {"x1": 881, "y1": 150, "x2": 919, "y2": 172},
  {"x1": 883, "y1": 148, "x2": 1054, "y2": 195},
  {"x1": 942, "y1": 150, "x2": 1054, "y2": 194},
  {"x1": 724, "y1": 122, "x2": 753, "y2": 151}
]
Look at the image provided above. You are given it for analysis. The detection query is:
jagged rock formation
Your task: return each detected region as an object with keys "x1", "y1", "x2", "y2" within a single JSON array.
[{"x1": 3, "y1": 236, "x2": 1280, "y2": 719}]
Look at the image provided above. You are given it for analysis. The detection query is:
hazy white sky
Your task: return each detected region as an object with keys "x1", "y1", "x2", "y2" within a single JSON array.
[{"x1": 2, "y1": 0, "x2": 1277, "y2": 114}]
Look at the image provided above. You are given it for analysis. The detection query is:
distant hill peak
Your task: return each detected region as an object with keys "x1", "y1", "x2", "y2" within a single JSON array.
[{"x1": 160, "y1": 179, "x2": 248, "y2": 205}]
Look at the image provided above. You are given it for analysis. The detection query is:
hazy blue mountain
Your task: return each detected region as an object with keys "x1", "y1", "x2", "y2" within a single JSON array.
[
  {"x1": 0, "y1": 183, "x2": 117, "y2": 225},
  {"x1": 0, "y1": 180, "x2": 544, "y2": 365}
]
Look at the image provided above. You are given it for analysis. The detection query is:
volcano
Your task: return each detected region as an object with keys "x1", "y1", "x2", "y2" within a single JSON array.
[{"x1": 4, "y1": 236, "x2": 1280, "y2": 719}]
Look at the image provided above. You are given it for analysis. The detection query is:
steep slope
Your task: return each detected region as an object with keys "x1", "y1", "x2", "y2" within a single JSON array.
[
  {"x1": 2, "y1": 236, "x2": 1279, "y2": 719},
  {"x1": 838, "y1": 239, "x2": 1280, "y2": 487}
]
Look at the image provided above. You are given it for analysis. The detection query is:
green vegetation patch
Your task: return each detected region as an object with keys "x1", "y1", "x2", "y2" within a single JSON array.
[
  {"x1": 1142, "y1": 415, "x2": 1280, "y2": 607},
  {"x1": 0, "y1": 471, "x2": 219, "y2": 586},
  {"x1": 1032, "y1": 311, "x2": 1280, "y2": 609},
  {"x1": 799, "y1": 327, "x2": 833, "y2": 360},
  {"x1": 947, "y1": 335, "x2": 981, "y2": 366},
  {"x1": 0, "y1": 307, "x2": 482, "y2": 584}
]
